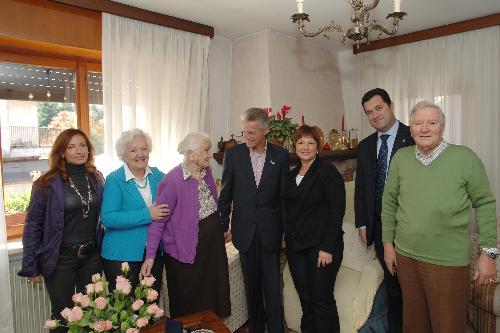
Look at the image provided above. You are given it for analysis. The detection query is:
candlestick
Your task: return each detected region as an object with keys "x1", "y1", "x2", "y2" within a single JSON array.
[
  {"x1": 301, "y1": 115, "x2": 305, "y2": 125},
  {"x1": 393, "y1": 0, "x2": 401, "y2": 12},
  {"x1": 297, "y1": 0, "x2": 304, "y2": 14}
]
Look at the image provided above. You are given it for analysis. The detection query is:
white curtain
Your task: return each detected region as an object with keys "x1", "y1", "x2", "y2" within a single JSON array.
[
  {"x1": 339, "y1": 26, "x2": 500, "y2": 214},
  {"x1": 101, "y1": 13, "x2": 211, "y2": 173},
  {"x1": 0, "y1": 162, "x2": 14, "y2": 333}
]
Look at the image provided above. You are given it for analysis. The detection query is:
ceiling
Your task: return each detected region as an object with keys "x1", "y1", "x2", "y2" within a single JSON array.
[{"x1": 114, "y1": 0, "x2": 500, "y2": 51}]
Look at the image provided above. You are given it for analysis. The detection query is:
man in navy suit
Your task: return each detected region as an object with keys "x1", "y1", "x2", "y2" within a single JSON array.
[
  {"x1": 219, "y1": 108, "x2": 289, "y2": 333},
  {"x1": 355, "y1": 88, "x2": 414, "y2": 333}
]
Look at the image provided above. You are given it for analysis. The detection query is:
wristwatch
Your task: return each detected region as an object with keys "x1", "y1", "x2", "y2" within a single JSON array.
[{"x1": 480, "y1": 247, "x2": 499, "y2": 260}]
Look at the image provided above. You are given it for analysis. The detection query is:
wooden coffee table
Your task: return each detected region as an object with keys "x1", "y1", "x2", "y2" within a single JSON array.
[{"x1": 142, "y1": 310, "x2": 231, "y2": 333}]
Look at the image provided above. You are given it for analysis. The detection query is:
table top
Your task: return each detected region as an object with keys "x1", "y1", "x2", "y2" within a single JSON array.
[{"x1": 141, "y1": 310, "x2": 231, "y2": 333}]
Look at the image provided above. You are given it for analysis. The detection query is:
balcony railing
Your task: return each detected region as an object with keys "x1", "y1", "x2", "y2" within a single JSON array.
[{"x1": 8, "y1": 126, "x2": 64, "y2": 148}]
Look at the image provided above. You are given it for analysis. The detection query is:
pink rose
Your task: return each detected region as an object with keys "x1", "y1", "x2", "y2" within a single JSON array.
[
  {"x1": 72, "y1": 292, "x2": 83, "y2": 304},
  {"x1": 94, "y1": 282, "x2": 104, "y2": 293},
  {"x1": 140, "y1": 276, "x2": 156, "y2": 287},
  {"x1": 153, "y1": 308, "x2": 164, "y2": 319},
  {"x1": 146, "y1": 303, "x2": 159, "y2": 315},
  {"x1": 115, "y1": 276, "x2": 132, "y2": 295},
  {"x1": 85, "y1": 283, "x2": 95, "y2": 294},
  {"x1": 136, "y1": 317, "x2": 148, "y2": 328},
  {"x1": 146, "y1": 289, "x2": 158, "y2": 302},
  {"x1": 131, "y1": 299, "x2": 144, "y2": 311},
  {"x1": 93, "y1": 320, "x2": 113, "y2": 332},
  {"x1": 80, "y1": 295, "x2": 91, "y2": 308},
  {"x1": 126, "y1": 328, "x2": 139, "y2": 333},
  {"x1": 44, "y1": 320, "x2": 58, "y2": 329},
  {"x1": 94, "y1": 297, "x2": 107, "y2": 310},
  {"x1": 121, "y1": 262, "x2": 130, "y2": 272},
  {"x1": 91, "y1": 273, "x2": 101, "y2": 282},
  {"x1": 61, "y1": 307, "x2": 83, "y2": 322}
]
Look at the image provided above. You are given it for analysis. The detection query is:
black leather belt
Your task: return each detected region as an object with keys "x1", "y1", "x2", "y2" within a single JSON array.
[{"x1": 60, "y1": 241, "x2": 96, "y2": 259}]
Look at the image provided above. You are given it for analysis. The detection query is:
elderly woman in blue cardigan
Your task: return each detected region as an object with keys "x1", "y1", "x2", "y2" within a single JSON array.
[{"x1": 101, "y1": 128, "x2": 169, "y2": 292}]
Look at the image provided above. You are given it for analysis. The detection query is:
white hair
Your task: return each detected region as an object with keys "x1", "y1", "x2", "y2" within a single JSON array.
[
  {"x1": 410, "y1": 101, "x2": 446, "y2": 125},
  {"x1": 177, "y1": 132, "x2": 211, "y2": 156},
  {"x1": 115, "y1": 128, "x2": 152, "y2": 161}
]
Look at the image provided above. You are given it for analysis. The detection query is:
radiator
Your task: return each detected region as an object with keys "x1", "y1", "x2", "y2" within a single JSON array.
[{"x1": 9, "y1": 253, "x2": 51, "y2": 333}]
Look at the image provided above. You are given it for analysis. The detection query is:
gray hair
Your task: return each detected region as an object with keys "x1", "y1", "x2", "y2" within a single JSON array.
[
  {"x1": 177, "y1": 132, "x2": 211, "y2": 155},
  {"x1": 115, "y1": 128, "x2": 152, "y2": 161},
  {"x1": 410, "y1": 101, "x2": 446, "y2": 125},
  {"x1": 241, "y1": 107, "x2": 269, "y2": 130}
]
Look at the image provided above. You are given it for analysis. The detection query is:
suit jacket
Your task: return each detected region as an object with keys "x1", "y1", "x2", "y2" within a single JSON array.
[
  {"x1": 354, "y1": 121, "x2": 414, "y2": 245},
  {"x1": 285, "y1": 158, "x2": 345, "y2": 255},
  {"x1": 18, "y1": 173, "x2": 104, "y2": 278},
  {"x1": 101, "y1": 165, "x2": 165, "y2": 261},
  {"x1": 218, "y1": 142, "x2": 290, "y2": 253}
]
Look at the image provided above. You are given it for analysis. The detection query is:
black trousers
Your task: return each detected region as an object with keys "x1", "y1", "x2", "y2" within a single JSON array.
[
  {"x1": 240, "y1": 231, "x2": 283, "y2": 333},
  {"x1": 287, "y1": 244, "x2": 343, "y2": 333},
  {"x1": 102, "y1": 249, "x2": 163, "y2": 295},
  {"x1": 44, "y1": 250, "x2": 102, "y2": 333},
  {"x1": 373, "y1": 213, "x2": 403, "y2": 333}
]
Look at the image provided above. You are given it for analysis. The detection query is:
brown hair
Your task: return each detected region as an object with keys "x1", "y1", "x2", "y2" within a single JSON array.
[
  {"x1": 293, "y1": 125, "x2": 321, "y2": 148},
  {"x1": 38, "y1": 128, "x2": 97, "y2": 187}
]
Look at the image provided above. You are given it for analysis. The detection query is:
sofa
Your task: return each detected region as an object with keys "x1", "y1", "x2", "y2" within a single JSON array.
[{"x1": 283, "y1": 181, "x2": 386, "y2": 333}]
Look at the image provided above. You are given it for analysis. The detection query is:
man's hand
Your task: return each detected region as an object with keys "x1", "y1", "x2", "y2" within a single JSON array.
[
  {"x1": 473, "y1": 252, "x2": 497, "y2": 286},
  {"x1": 383, "y1": 242, "x2": 397, "y2": 276},
  {"x1": 139, "y1": 258, "x2": 155, "y2": 281},
  {"x1": 358, "y1": 228, "x2": 367, "y2": 245},
  {"x1": 317, "y1": 251, "x2": 333, "y2": 268}
]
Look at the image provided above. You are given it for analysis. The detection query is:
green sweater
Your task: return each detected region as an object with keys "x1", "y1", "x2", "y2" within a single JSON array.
[{"x1": 382, "y1": 144, "x2": 497, "y2": 266}]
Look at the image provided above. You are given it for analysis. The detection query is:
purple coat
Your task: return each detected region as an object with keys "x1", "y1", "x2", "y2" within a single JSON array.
[
  {"x1": 145, "y1": 164, "x2": 218, "y2": 264},
  {"x1": 18, "y1": 173, "x2": 104, "y2": 278}
]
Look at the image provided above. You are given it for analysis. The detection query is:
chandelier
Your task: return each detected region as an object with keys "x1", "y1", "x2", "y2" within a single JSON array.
[{"x1": 291, "y1": 0, "x2": 407, "y2": 47}]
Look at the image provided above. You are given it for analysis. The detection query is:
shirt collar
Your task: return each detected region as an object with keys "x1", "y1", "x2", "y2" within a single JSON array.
[
  {"x1": 378, "y1": 120, "x2": 399, "y2": 139},
  {"x1": 124, "y1": 163, "x2": 152, "y2": 181},
  {"x1": 181, "y1": 163, "x2": 207, "y2": 181},
  {"x1": 415, "y1": 139, "x2": 448, "y2": 166},
  {"x1": 250, "y1": 141, "x2": 268, "y2": 157}
]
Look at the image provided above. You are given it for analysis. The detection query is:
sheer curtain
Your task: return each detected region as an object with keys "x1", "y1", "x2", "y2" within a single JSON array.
[
  {"x1": 101, "y1": 13, "x2": 210, "y2": 173},
  {"x1": 0, "y1": 162, "x2": 14, "y2": 333},
  {"x1": 339, "y1": 26, "x2": 500, "y2": 214}
]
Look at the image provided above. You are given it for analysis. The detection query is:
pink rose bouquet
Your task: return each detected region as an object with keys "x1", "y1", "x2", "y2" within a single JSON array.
[{"x1": 45, "y1": 263, "x2": 164, "y2": 332}]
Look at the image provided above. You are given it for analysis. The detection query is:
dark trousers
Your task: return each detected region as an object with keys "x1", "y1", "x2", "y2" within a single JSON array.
[
  {"x1": 287, "y1": 244, "x2": 343, "y2": 333},
  {"x1": 373, "y1": 213, "x2": 403, "y2": 333},
  {"x1": 240, "y1": 231, "x2": 283, "y2": 333},
  {"x1": 102, "y1": 250, "x2": 163, "y2": 295},
  {"x1": 44, "y1": 250, "x2": 102, "y2": 333}
]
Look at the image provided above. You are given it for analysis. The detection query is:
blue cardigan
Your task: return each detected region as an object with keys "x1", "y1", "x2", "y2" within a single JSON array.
[{"x1": 101, "y1": 165, "x2": 164, "y2": 261}]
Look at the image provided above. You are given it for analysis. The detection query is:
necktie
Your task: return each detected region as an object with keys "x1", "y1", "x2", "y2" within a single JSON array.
[{"x1": 375, "y1": 134, "x2": 390, "y2": 208}]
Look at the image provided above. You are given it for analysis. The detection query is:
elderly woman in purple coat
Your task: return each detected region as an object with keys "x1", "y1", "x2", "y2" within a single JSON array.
[{"x1": 140, "y1": 132, "x2": 230, "y2": 318}]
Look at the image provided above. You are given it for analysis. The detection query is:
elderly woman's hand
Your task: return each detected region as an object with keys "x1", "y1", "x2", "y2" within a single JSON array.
[
  {"x1": 383, "y1": 242, "x2": 397, "y2": 276},
  {"x1": 317, "y1": 251, "x2": 333, "y2": 267},
  {"x1": 149, "y1": 202, "x2": 170, "y2": 221},
  {"x1": 140, "y1": 259, "x2": 155, "y2": 281},
  {"x1": 473, "y1": 252, "x2": 497, "y2": 285}
]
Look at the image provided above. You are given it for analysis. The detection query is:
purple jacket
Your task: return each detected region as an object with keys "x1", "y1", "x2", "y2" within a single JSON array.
[
  {"x1": 145, "y1": 164, "x2": 218, "y2": 264},
  {"x1": 18, "y1": 173, "x2": 104, "y2": 278}
]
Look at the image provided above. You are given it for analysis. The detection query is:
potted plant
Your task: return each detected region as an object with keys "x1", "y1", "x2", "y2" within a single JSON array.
[{"x1": 265, "y1": 105, "x2": 299, "y2": 146}]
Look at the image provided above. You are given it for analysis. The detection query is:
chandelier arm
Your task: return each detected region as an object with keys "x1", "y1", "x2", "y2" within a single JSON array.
[
  {"x1": 298, "y1": 21, "x2": 345, "y2": 38},
  {"x1": 364, "y1": 0, "x2": 380, "y2": 11},
  {"x1": 370, "y1": 22, "x2": 400, "y2": 36}
]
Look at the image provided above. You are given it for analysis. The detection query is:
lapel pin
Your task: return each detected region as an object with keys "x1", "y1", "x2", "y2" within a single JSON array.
[
  {"x1": 270, "y1": 160, "x2": 275, "y2": 165},
  {"x1": 403, "y1": 139, "x2": 406, "y2": 143}
]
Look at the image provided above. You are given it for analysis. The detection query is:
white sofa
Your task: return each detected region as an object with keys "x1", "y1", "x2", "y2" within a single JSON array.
[{"x1": 283, "y1": 181, "x2": 385, "y2": 333}]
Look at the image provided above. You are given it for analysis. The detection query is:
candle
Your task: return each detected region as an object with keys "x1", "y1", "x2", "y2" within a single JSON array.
[
  {"x1": 301, "y1": 115, "x2": 305, "y2": 125},
  {"x1": 297, "y1": 0, "x2": 304, "y2": 14},
  {"x1": 341, "y1": 113, "x2": 345, "y2": 131},
  {"x1": 393, "y1": 0, "x2": 401, "y2": 12}
]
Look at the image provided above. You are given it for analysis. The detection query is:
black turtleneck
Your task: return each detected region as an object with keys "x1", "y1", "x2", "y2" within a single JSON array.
[{"x1": 61, "y1": 162, "x2": 98, "y2": 247}]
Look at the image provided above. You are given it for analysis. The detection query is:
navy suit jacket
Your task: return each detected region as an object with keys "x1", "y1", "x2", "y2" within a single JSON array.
[
  {"x1": 354, "y1": 121, "x2": 414, "y2": 246},
  {"x1": 218, "y1": 142, "x2": 290, "y2": 253}
]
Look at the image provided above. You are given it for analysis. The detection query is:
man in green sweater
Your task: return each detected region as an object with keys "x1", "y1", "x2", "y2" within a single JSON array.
[{"x1": 381, "y1": 101, "x2": 497, "y2": 333}]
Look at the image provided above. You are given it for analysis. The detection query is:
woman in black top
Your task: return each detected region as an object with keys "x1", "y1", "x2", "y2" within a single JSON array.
[
  {"x1": 18, "y1": 128, "x2": 104, "y2": 332},
  {"x1": 285, "y1": 125, "x2": 345, "y2": 333}
]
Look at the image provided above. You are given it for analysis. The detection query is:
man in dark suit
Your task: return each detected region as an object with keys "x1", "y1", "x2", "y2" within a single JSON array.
[
  {"x1": 219, "y1": 107, "x2": 289, "y2": 333},
  {"x1": 355, "y1": 88, "x2": 414, "y2": 333}
]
